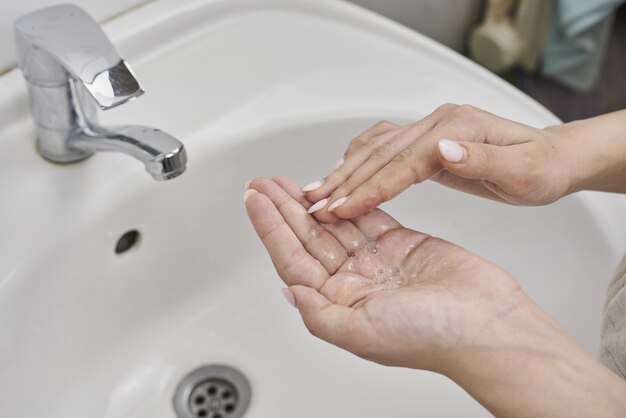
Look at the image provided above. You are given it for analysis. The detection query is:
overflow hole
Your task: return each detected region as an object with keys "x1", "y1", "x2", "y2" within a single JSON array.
[{"x1": 115, "y1": 230, "x2": 141, "y2": 254}]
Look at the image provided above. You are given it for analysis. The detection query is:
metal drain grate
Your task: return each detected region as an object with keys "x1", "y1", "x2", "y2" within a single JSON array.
[
  {"x1": 189, "y1": 379, "x2": 237, "y2": 418},
  {"x1": 173, "y1": 365, "x2": 251, "y2": 418}
]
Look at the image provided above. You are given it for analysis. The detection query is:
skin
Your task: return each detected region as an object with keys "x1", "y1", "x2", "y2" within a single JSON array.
[
  {"x1": 244, "y1": 105, "x2": 626, "y2": 416},
  {"x1": 303, "y1": 105, "x2": 626, "y2": 222}
]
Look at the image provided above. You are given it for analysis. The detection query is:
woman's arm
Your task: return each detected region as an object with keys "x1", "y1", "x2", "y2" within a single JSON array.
[
  {"x1": 444, "y1": 297, "x2": 626, "y2": 418},
  {"x1": 552, "y1": 109, "x2": 626, "y2": 195}
]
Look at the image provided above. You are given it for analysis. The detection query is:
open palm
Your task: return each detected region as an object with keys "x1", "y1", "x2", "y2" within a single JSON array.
[{"x1": 245, "y1": 177, "x2": 526, "y2": 371}]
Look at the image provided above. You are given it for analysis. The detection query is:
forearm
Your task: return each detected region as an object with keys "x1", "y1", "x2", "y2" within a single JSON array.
[
  {"x1": 552, "y1": 110, "x2": 626, "y2": 195},
  {"x1": 441, "y1": 300, "x2": 626, "y2": 418}
]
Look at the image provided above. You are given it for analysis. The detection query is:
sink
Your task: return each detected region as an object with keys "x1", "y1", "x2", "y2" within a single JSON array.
[{"x1": 1, "y1": 0, "x2": 625, "y2": 417}]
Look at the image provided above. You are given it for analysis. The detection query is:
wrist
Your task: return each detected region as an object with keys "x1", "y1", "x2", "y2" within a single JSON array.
[
  {"x1": 542, "y1": 122, "x2": 589, "y2": 196},
  {"x1": 439, "y1": 297, "x2": 626, "y2": 417},
  {"x1": 544, "y1": 111, "x2": 626, "y2": 195}
]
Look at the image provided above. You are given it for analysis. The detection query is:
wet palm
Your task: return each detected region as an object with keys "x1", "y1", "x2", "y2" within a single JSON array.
[{"x1": 245, "y1": 177, "x2": 526, "y2": 371}]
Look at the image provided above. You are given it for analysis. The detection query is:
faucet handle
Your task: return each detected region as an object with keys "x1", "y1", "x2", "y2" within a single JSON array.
[{"x1": 14, "y1": 4, "x2": 143, "y2": 109}]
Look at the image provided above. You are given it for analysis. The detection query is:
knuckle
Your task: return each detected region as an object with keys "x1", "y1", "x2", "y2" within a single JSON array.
[
  {"x1": 448, "y1": 104, "x2": 485, "y2": 125},
  {"x1": 373, "y1": 120, "x2": 395, "y2": 130},
  {"x1": 455, "y1": 104, "x2": 479, "y2": 116},
  {"x1": 347, "y1": 136, "x2": 368, "y2": 151},
  {"x1": 328, "y1": 168, "x2": 349, "y2": 185},
  {"x1": 392, "y1": 148, "x2": 424, "y2": 183},
  {"x1": 391, "y1": 148, "x2": 411, "y2": 165},
  {"x1": 435, "y1": 103, "x2": 459, "y2": 114},
  {"x1": 370, "y1": 141, "x2": 395, "y2": 160},
  {"x1": 471, "y1": 145, "x2": 495, "y2": 174},
  {"x1": 479, "y1": 144, "x2": 495, "y2": 163}
]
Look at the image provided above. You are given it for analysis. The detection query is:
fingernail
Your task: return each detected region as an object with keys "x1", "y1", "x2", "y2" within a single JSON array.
[
  {"x1": 328, "y1": 196, "x2": 349, "y2": 212},
  {"x1": 243, "y1": 189, "x2": 257, "y2": 202},
  {"x1": 438, "y1": 139, "x2": 465, "y2": 163},
  {"x1": 334, "y1": 158, "x2": 344, "y2": 169},
  {"x1": 282, "y1": 288, "x2": 297, "y2": 308},
  {"x1": 244, "y1": 180, "x2": 252, "y2": 189},
  {"x1": 307, "y1": 198, "x2": 329, "y2": 213},
  {"x1": 302, "y1": 179, "x2": 324, "y2": 192}
]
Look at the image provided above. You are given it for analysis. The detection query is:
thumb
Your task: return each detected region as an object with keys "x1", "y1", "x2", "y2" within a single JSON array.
[
  {"x1": 288, "y1": 285, "x2": 365, "y2": 354},
  {"x1": 437, "y1": 139, "x2": 520, "y2": 187}
]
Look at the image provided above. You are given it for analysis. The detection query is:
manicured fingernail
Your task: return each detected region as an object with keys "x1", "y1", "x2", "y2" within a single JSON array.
[
  {"x1": 244, "y1": 180, "x2": 252, "y2": 189},
  {"x1": 282, "y1": 288, "x2": 297, "y2": 308},
  {"x1": 328, "y1": 196, "x2": 349, "y2": 212},
  {"x1": 307, "y1": 198, "x2": 329, "y2": 213},
  {"x1": 334, "y1": 158, "x2": 344, "y2": 169},
  {"x1": 302, "y1": 179, "x2": 324, "y2": 192},
  {"x1": 243, "y1": 189, "x2": 257, "y2": 202},
  {"x1": 438, "y1": 139, "x2": 465, "y2": 163}
]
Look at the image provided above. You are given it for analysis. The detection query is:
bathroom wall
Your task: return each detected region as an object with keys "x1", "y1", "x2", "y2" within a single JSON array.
[
  {"x1": 0, "y1": 0, "x2": 483, "y2": 74},
  {"x1": 347, "y1": 0, "x2": 483, "y2": 52}
]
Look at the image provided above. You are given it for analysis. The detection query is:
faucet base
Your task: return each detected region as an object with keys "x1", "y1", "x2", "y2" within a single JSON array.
[{"x1": 36, "y1": 127, "x2": 94, "y2": 163}]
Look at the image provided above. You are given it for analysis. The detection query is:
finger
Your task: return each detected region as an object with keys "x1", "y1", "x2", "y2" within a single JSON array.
[
  {"x1": 271, "y1": 176, "x2": 309, "y2": 207},
  {"x1": 344, "y1": 120, "x2": 400, "y2": 158},
  {"x1": 272, "y1": 177, "x2": 367, "y2": 250},
  {"x1": 481, "y1": 179, "x2": 520, "y2": 205},
  {"x1": 305, "y1": 126, "x2": 404, "y2": 203},
  {"x1": 327, "y1": 120, "x2": 441, "y2": 206},
  {"x1": 273, "y1": 176, "x2": 340, "y2": 224},
  {"x1": 352, "y1": 209, "x2": 402, "y2": 240},
  {"x1": 431, "y1": 170, "x2": 508, "y2": 203},
  {"x1": 301, "y1": 122, "x2": 399, "y2": 202},
  {"x1": 250, "y1": 178, "x2": 347, "y2": 273},
  {"x1": 245, "y1": 188, "x2": 328, "y2": 288},
  {"x1": 331, "y1": 139, "x2": 443, "y2": 219},
  {"x1": 289, "y1": 285, "x2": 376, "y2": 357},
  {"x1": 436, "y1": 139, "x2": 528, "y2": 194}
]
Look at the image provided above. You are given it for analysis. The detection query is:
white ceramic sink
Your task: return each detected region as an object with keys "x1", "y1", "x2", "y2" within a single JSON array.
[{"x1": 1, "y1": 0, "x2": 626, "y2": 417}]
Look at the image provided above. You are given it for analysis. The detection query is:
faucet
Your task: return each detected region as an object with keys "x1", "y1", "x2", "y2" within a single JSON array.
[{"x1": 14, "y1": 5, "x2": 187, "y2": 181}]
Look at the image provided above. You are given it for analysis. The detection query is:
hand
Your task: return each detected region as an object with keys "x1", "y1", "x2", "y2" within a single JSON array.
[
  {"x1": 244, "y1": 176, "x2": 626, "y2": 418},
  {"x1": 244, "y1": 176, "x2": 526, "y2": 371},
  {"x1": 302, "y1": 104, "x2": 574, "y2": 221}
]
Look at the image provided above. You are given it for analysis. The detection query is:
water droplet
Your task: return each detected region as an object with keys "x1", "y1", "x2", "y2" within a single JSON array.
[
  {"x1": 365, "y1": 243, "x2": 379, "y2": 255},
  {"x1": 324, "y1": 251, "x2": 336, "y2": 261}
]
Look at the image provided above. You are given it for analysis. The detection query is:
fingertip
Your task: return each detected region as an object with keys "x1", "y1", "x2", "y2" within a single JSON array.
[
  {"x1": 247, "y1": 177, "x2": 270, "y2": 192},
  {"x1": 332, "y1": 193, "x2": 378, "y2": 219},
  {"x1": 243, "y1": 188, "x2": 258, "y2": 203},
  {"x1": 281, "y1": 287, "x2": 297, "y2": 308},
  {"x1": 311, "y1": 210, "x2": 339, "y2": 224}
]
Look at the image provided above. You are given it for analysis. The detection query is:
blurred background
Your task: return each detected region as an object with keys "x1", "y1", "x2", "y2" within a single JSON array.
[
  {"x1": 349, "y1": 0, "x2": 626, "y2": 122},
  {"x1": 1, "y1": 0, "x2": 624, "y2": 122}
]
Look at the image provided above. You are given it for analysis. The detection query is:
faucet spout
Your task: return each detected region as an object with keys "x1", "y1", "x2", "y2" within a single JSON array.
[
  {"x1": 14, "y1": 4, "x2": 187, "y2": 181},
  {"x1": 69, "y1": 126, "x2": 188, "y2": 181}
]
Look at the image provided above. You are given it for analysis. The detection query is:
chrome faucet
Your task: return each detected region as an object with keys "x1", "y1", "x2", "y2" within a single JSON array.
[{"x1": 14, "y1": 5, "x2": 187, "y2": 181}]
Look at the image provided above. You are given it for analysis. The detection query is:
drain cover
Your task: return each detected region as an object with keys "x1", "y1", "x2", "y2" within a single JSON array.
[{"x1": 173, "y1": 365, "x2": 251, "y2": 418}]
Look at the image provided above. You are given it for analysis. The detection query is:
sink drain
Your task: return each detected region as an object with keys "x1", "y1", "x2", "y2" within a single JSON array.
[{"x1": 173, "y1": 365, "x2": 251, "y2": 418}]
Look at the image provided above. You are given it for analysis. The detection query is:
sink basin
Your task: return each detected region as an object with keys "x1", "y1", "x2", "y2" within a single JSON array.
[{"x1": 1, "y1": 0, "x2": 625, "y2": 417}]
